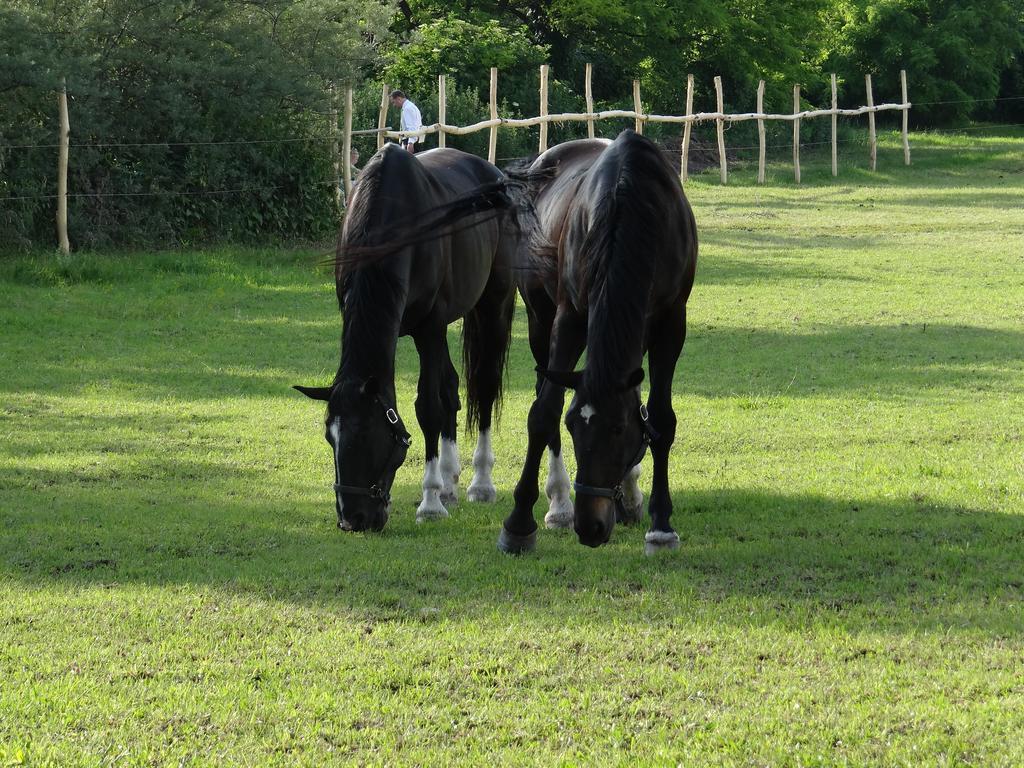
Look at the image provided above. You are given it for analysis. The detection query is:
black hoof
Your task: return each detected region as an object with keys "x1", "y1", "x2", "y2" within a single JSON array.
[{"x1": 498, "y1": 526, "x2": 537, "y2": 555}]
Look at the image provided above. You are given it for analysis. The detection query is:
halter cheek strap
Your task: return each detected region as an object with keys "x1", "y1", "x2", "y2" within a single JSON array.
[{"x1": 334, "y1": 398, "x2": 411, "y2": 506}]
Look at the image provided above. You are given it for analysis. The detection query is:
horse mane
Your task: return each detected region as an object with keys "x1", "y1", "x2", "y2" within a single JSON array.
[
  {"x1": 577, "y1": 131, "x2": 692, "y2": 397},
  {"x1": 333, "y1": 149, "x2": 418, "y2": 381}
]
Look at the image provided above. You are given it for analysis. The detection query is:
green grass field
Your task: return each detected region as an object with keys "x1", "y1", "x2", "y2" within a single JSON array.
[{"x1": 2, "y1": 131, "x2": 1023, "y2": 766}]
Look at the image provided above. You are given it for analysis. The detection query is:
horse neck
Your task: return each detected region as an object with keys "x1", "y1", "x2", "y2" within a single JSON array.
[{"x1": 337, "y1": 265, "x2": 408, "y2": 390}]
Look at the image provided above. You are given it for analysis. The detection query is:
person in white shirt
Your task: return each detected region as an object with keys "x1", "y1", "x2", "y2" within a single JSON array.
[{"x1": 390, "y1": 90, "x2": 422, "y2": 153}]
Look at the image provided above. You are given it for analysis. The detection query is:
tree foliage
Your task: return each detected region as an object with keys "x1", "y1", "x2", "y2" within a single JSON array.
[
  {"x1": 1, "y1": 0, "x2": 1021, "y2": 249},
  {"x1": 1, "y1": 0, "x2": 393, "y2": 248}
]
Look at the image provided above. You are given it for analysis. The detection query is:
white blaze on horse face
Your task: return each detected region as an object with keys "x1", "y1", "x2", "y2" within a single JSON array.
[
  {"x1": 544, "y1": 448, "x2": 574, "y2": 529},
  {"x1": 416, "y1": 457, "x2": 449, "y2": 522},
  {"x1": 328, "y1": 416, "x2": 344, "y2": 517},
  {"x1": 466, "y1": 429, "x2": 497, "y2": 502},
  {"x1": 579, "y1": 403, "x2": 597, "y2": 425}
]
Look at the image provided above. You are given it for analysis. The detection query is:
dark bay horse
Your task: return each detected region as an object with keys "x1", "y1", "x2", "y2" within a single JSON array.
[
  {"x1": 294, "y1": 145, "x2": 517, "y2": 532},
  {"x1": 499, "y1": 129, "x2": 698, "y2": 554}
]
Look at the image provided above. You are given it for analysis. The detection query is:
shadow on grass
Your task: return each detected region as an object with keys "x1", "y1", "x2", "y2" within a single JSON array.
[{"x1": 3, "y1": 459, "x2": 1022, "y2": 635}]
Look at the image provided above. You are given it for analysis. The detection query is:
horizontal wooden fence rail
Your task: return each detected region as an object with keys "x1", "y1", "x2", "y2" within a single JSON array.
[{"x1": 343, "y1": 66, "x2": 912, "y2": 190}]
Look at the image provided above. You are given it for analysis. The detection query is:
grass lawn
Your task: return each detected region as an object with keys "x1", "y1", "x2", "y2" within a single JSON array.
[{"x1": 2, "y1": 130, "x2": 1023, "y2": 766}]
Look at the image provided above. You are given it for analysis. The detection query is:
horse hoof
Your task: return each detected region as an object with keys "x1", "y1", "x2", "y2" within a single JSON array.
[
  {"x1": 497, "y1": 527, "x2": 537, "y2": 555},
  {"x1": 440, "y1": 490, "x2": 459, "y2": 506},
  {"x1": 416, "y1": 505, "x2": 450, "y2": 524},
  {"x1": 644, "y1": 530, "x2": 680, "y2": 555},
  {"x1": 466, "y1": 485, "x2": 497, "y2": 503},
  {"x1": 616, "y1": 501, "x2": 645, "y2": 526},
  {"x1": 544, "y1": 501, "x2": 574, "y2": 529}
]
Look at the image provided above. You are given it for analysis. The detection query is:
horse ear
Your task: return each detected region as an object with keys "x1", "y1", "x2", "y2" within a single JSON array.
[
  {"x1": 538, "y1": 368, "x2": 583, "y2": 390},
  {"x1": 293, "y1": 384, "x2": 332, "y2": 401},
  {"x1": 360, "y1": 376, "x2": 380, "y2": 398},
  {"x1": 620, "y1": 368, "x2": 645, "y2": 391}
]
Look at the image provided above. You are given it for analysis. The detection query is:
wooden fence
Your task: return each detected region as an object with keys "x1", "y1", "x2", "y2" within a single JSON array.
[{"x1": 337, "y1": 65, "x2": 912, "y2": 198}]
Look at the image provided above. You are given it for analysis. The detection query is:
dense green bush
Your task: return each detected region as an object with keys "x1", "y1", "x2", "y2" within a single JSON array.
[{"x1": 0, "y1": 0, "x2": 392, "y2": 250}]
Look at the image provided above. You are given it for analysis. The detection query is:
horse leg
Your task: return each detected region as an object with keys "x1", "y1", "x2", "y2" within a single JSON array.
[
  {"x1": 466, "y1": 275, "x2": 515, "y2": 503},
  {"x1": 439, "y1": 351, "x2": 461, "y2": 507},
  {"x1": 512, "y1": 298, "x2": 573, "y2": 528},
  {"x1": 618, "y1": 463, "x2": 645, "y2": 525},
  {"x1": 499, "y1": 306, "x2": 585, "y2": 553},
  {"x1": 413, "y1": 327, "x2": 449, "y2": 523},
  {"x1": 544, "y1": 438, "x2": 574, "y2": 529},
  {"x1": 643, "y1": 304, "x2": 687, "y2": 553}
]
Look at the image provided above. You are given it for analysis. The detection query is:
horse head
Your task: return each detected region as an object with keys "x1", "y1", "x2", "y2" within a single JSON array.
[
  {"x1": 294, "y1": 376, "x2": 411, "y2": 532},
  {"x1": 540, "y1": 367, "x2": 652, "y2": 547}
]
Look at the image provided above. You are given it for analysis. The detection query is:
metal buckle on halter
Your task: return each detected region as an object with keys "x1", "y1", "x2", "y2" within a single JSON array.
[
  {"x1": 385, "y1": 408, "x2": 399, "y2": 425},
  {"x1": 640, "y1": 403, "x2": 649, "y2": 422}
]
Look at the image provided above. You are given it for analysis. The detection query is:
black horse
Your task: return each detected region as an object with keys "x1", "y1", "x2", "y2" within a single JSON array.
[
  {"x1": 294, "y1": 145, "x2": 517, "y2": 532},
  {"x1": 498, "y1": 129, "x2": 698, "y2": 554}
]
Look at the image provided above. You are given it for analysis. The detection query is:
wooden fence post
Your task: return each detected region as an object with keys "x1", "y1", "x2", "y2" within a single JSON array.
[
  {"x1": 633, "y1": 79, "x2": 643, "y2": 134},
  {"x1": 377, "y1": 83, "x2": 389, "y2": 151},
  {"x1": 438, "y1": 74, "x2": 447, "y2": 149},
  {"x1": 831, "y1": 73, "x2": 838, "y2": 177},
  {"x1": 329, "y1": 84, "x2": 341, "y2": 208},
  {"x1": 342, "y1": 85, "x2": 353, "y2": 200},
  {"x1": 539, "y1": 64, "x2": 549, "y2": 153},
  {"x1": 757, "y1": 79, "x2": 766, "y2": 184},
  {"x1": 57, "y1": 77, "x2": 70, "y2": 254},
  {"x1": 865, "y1": 73, "x2": 876, "y2": 171},
  {"x1": 901, "y1": 69, "x2": 911, "y2": 165},
  {"x1": 488, "y1": 68, "x2": 498, "y2": 164},
  {"x1": 714, "y1": 76, "x2": 727, "y2": 184},
  {"x1": 793, "y1": 84, "x2": 801, "y2": 184},
  {"x1": 681, "y1": 74, "x2": 694, "y2": 183},
  {"x1": 585, "y1": 63, "x2": 595, "y2": 139}
]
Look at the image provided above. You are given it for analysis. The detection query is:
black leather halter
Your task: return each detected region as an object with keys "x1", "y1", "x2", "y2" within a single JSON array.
[
  {"x1": 334, "y1": 396, "x2": 411, "y2": 506},
  {"x1": 573, "y1": 404, "x2": 659, "y2": 510}
]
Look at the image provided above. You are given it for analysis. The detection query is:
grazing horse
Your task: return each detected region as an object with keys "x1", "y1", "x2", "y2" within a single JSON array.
[
  {"x1": 498, "y1": 129, "x2": 698, "y2": 554},
  {"x1": 294, "y1": 145, "x2": 517, "y2": 532}
]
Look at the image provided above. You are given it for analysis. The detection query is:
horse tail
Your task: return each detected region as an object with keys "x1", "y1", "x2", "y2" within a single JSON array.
[{"x1": 462, "y1": 265, "x2": 515, "y2": 432}]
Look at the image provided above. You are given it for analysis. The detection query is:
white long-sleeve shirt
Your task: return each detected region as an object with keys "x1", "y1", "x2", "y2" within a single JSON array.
[{"x1": 400, "y1": 99, "x2": 423, "y2": 145}]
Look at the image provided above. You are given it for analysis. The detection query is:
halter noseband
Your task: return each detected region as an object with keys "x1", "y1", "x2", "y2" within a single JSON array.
[
  {"x1": 334, "y1": 397, "x2": 411, "y2": 507},
  {"x1": 572, "y1": 404, "x2": 659, "y2": 512}
]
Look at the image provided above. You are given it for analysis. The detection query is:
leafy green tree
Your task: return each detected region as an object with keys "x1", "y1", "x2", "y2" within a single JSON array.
[
  {"x1": 1, "y1": 0, "x2": 394, "y2": 249},
  {"x1": 823, "y1": 0, "x2": 1023, "y2": 123}
]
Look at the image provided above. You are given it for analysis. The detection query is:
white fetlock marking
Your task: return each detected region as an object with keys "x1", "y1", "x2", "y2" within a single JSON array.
[
  {"x1": 622, "y1": 463, "x2": 644, "y2": 517},
  {"x1": 416, "y1": 458, "x2": 449, "y2": 522},
  {"x1": 544, "y1": 449, "x2": 574, "y2": 529},
  {"x1": 439, "y1": 438, "x2": 460, "y2": 504},
  {"x1": 644, "y1": 530, "x2": 679, "y2": 544},
  {"x1": 466, "y1": 429, "x2": 497, "y2": 502}
]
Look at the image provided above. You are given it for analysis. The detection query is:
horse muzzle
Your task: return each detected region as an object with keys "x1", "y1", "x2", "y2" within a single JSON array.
[
  {"x1": 337, "y1": 497, "x2": 390, "y2": 533},
  {"x1": 573, "y1": 494, "x2": 616, "y2": 547}
]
